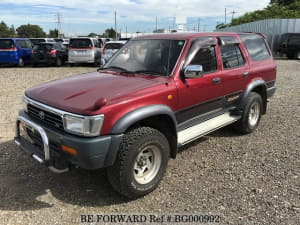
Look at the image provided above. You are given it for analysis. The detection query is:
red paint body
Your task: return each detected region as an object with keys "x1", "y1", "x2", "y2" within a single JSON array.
[{"x1": 25, "y1": 32, "x2": 276, "y2": 135}]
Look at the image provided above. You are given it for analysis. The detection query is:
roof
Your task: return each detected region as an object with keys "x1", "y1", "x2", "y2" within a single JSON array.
[
  {"x1": 105, "y1": 41, "x2": 127, "y2": 44},
  {"x1": 133, "y1": 32, "x2": 256, "y2": 41}
]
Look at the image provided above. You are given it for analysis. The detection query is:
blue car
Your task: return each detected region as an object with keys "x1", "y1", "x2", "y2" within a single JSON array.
[{"x1": 0, "y1": 38, "x2": 33, "y2": 66}]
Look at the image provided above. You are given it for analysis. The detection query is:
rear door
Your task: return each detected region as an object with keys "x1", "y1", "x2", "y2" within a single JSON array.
[
  {"x1": 16, "y1": 40, "x2": 32, "y2": 63},
  {"x1": 217, "y1": 36, "x2": 250, "y2": 108}
]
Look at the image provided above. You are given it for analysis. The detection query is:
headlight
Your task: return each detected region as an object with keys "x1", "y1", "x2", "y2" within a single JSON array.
[{"x1": 64, "y1": 114, "x2": 104, "y2": 136}]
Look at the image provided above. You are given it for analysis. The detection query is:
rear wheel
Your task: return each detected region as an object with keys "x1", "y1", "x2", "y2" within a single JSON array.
[
  {"x1": 233, "y1": 92, "x2": 263, "y2": 134},
  {"x1": 18, "y1": 58, "x2": 24, "y2": 67},
  {"x1": 107, "y1": 127, "x2": 170, "y2": 199},
  {"x1": 55, "y1": 58, "x2": 62, "y2": 67}
]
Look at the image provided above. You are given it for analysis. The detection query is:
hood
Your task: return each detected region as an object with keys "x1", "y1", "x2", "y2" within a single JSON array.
[{"x1": 26, "y1": 71, "x2": 168, "y2": 115}]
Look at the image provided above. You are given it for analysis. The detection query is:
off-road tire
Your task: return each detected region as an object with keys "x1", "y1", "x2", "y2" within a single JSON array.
[
  {"x1": 233, "y1": 92, "x2": 263, "y2": 134},
  {"x1": 107, "y1": 126, "x2": 170, "y2": 199}
]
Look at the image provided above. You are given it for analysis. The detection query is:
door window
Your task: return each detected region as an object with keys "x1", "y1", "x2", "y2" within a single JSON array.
[
  {"x1": 189, "y1": 47, "x2": 217, "y2": 75},
  {"x1": 221, "y1": 45, "x2": 245, "y2": 69}
]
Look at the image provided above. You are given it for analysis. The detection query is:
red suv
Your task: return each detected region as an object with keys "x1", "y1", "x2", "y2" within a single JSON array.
[{"x1": 15, "y1": 32, "x2": 276, "y2": 198}]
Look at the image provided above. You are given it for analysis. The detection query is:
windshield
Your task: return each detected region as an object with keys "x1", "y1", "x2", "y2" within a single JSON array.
[
  {"x1": 104, "y1": 39, "x2": 185, "y2": 76},
  {"x1": 0, "y1": 39, "x2": 15, "y2": 49}
]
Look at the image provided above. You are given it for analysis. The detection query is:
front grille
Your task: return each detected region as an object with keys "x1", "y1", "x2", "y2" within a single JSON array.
[{"x1": 28, "y1": 104, "x2": 64, "y2": 130}]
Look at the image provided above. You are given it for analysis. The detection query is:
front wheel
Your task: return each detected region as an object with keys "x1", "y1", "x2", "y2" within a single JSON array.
[
  {"x1": 296, "y1": 51, "x2": 300, "y2": 60},
  {"x1": 233, "y1": 92, "x2": 263, "y2": 134},
  {"x1": 107, "y1": 127, "x2": 170, "y2": 199}
]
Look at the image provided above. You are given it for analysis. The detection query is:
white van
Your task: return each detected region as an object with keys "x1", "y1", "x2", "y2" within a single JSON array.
[{"x1": 68, "y1": 37, "x2": 101, "y2": 66}]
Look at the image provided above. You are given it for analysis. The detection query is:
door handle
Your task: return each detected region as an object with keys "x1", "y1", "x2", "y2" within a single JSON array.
[
  {"x1": 242, "y1": 72, "x2": 249, "y2": 77},
  {"x1": 213, "y1": 77, "x2": 221, "y2": 84}
]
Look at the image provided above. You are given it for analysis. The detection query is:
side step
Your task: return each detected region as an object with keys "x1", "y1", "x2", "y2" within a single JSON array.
[{"x1": 178, "y1": 112, "x2": 240, "y2": 146}]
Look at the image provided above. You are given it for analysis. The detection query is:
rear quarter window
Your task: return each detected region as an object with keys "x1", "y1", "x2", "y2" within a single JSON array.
[{"x1": 239, "y1": 34, "x2": 271, "y2": 61}]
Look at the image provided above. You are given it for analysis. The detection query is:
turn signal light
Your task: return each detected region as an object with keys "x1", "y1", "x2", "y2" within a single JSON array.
[{"x1": 61, "y1": 145, "x2": 77, "y2": 155}]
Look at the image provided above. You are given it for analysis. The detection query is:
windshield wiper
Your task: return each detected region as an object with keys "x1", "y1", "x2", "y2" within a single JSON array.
[
  {"x1": 134, "y1": 70, "x2": 165, "y2": 76},
  {"x1": 99, "y1": 66, "x2": 134, "y2": 73}
]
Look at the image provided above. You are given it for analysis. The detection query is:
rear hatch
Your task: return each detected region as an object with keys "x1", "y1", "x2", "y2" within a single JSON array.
[
  {"x1": 32, "y1": 43, "x2": 55, "y2": 60},
  {"x1": 68, "y1": 38, "x2": 94, "y2": 60},
  {"x1": 102, "y1": 42, "x2": 124, "y2": 61},
  {"x1": 0, "y1": 39, "x2": 17, "y2": 63}
]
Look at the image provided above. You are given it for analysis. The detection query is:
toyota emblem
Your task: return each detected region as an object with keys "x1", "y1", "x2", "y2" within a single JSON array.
[{"x1": 39, "y1": 111, "x2": 45, "y2": 120}]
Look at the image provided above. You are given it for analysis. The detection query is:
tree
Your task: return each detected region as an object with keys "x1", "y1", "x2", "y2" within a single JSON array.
[
  {"x1": 0, "y1": 21, "x2": 15, "y2": 37},
  {"x1": 103, "y1": 28, "x2": 120, "y2": 39},
  {"x1": 16, "y1": 24, "x2": 46, "y2": 38},
  {"x1": 217, "y1": 0, "x2": 300, "y2": 29},
  {"x1": 270, "y1": 0, "x2": 296, "y2": 6},
  {"x1": 88, "y1": 32, "x2": 98, "y2": 37},
  {"x1": 49, "y1": 29, "x2": 58, "y2": 38}
]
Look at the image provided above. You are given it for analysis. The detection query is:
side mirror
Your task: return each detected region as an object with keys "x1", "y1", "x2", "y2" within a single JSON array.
[{"x1": 184, "y1": 65, "x2": 203, "y2": 78}]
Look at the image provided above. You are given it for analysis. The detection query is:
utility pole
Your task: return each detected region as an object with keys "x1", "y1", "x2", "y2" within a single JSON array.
[
  {"x1": 114, "y1": 11, "x2": 117, "y2": 40},
  {"x1": 55, "y1": 12, "x2": 62, "y2": 38},
  {"x1": 225, "y1": 8, "x2": 227, "y2": 25},
  {"x1": 231, "y1": 10, "x2": 237, "y2": 22},
  {"x1": 125, "y1": 26, "x2": 127, "y2": 38},
  {"x1": 197, "y1": 17, "x2": 200, "y2": 32},
  {"x1": 155, "y1": 16, "x2": 157, "y2": 32}
]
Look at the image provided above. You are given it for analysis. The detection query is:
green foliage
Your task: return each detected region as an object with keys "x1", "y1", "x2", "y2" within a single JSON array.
[
  {"x1": 0, "y1": 21, "x2": 16, "y2": 37},
  {"x1": 88, "y1": 32, "x2": 98, "y2": 37},
  {"x1": 104, "y1": 28, "x2": 117, "y2": 38},
  {"x1": 48, "y1": 29, "x2": 58, "y2": 38},
  {"x1": 16, "y1": 24, "x2": 46, "y2": 38},
  {"x1": 218, "y1": 0, "x2": 300, "y2": 28}
]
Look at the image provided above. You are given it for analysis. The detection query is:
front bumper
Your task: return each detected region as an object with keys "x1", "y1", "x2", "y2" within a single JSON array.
[{"x1": 15, "y1": 110, "x2": 123, "y2": 172}]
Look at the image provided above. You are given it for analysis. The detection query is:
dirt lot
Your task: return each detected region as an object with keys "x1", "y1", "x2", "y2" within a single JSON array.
[{"x1": 0, "y1": 61, "x2": 299, "y2": 225}]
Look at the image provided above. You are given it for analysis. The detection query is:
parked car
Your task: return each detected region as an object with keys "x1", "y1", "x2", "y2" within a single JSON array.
[
  {"x1": 68, "y1": 37, "x2": 101, "y2": 66},
  {"x1": 0, "y1": 38, "x2": 32, "y2": 66},
  {"x1": 32, "y1": 42, "x2": 68, "y2": 66},
  {"x1": 15, "y1": 32, "x2": 276, "y2": 199},
  {"x1": 277, "y1": 33, "x2": 300, "y2": 59},
  {"x1": 101, "y1": 40, "x2": 126, "y2": 65},
  {"x1": 30, "y1": 38, "x2": 55, "y2": 46}
]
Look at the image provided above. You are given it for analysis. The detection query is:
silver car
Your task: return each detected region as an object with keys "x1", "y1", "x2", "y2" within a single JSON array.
[
  {"x1": 68, "y1": 37, "x2": 101, "y2": 66},
  {"x1": 101, "y1": 41, "x2": 126, "y2": 65}
]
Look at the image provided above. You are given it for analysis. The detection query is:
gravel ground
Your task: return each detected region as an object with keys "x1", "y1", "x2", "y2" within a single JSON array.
[{"x1": 0, "y1": 61, "x2": 299, "y2": 225}]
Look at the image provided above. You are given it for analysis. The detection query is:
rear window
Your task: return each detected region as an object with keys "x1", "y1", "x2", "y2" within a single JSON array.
[
  {"x1": 33, "y1": 44, "x2": 54, "y2": 51},
  {"x1": 0, "y1": 39, "x2": 15, "y2": 49},
  {"x1": 239, "y1": 34, "x2": 271, "y2": 61},
  {"x1": 69, "y1": 39, "x2": 92, "y2": 48},
  {"x1": 105, "y1": 43, "x2": 123, "y2": 50}
]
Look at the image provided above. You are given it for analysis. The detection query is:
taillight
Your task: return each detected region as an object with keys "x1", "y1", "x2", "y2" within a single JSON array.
[
  {"x1": 88, "y1": 46, "x2": 94, "y2": 50},
  {"x1": 0, "y1": 47, "x2": 17, "y2": 52},
  {"x1": 50, "y1": 49, "x2": 57, "y2": 55},
  {"x1": 32, "y1": 50, "x2": 35, "y2": 54}
]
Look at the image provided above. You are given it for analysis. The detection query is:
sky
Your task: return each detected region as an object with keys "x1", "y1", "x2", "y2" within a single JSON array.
[{"x1": 0, "y1": 0, "x2": 270, "y2": 37}]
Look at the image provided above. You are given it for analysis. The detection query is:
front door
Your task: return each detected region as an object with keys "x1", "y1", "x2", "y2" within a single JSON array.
[{"x1": 176, "y1": 38, "x2": 224, "y2": 125}]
